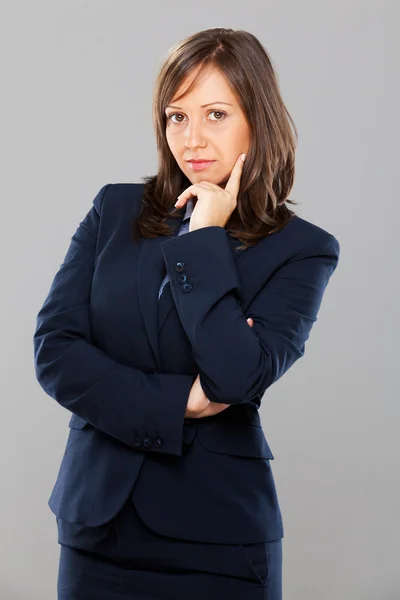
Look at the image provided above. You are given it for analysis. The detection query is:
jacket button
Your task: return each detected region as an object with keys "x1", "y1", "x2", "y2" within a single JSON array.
[
  {"x1": 182, "y1": 283, "x2": 192, "y2": 292},
  {"x1": 177, "y1": 273, "x2": 187, "y2": 284},
  {"x1": 174, "y1": 261, "x2": 185, "y2": 272},
  {"x1": 143, "y1": 437, "x2": 153, "y2": 448},
  {"x1": 153, "y1": 438, "x2": 163, "y2": 449},
  {"x1": 132, "y1": 436, "x2": 142, "y2": 448}
]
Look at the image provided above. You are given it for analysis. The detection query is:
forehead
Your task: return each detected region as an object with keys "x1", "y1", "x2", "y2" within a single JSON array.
[{"x1": 169, "y1": 67, "x2": 237, "y2": 106}]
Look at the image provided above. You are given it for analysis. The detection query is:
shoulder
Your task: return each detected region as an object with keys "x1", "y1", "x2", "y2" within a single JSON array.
[
  {"x1": 92, "y1": 182, "x2": 145, "y2": 217},
  {"x1": 277, "y1": 214, "x2": 340, "y2": 261},
  {"x1": 248, "y1": 213, "x2": 340, "y2": 279}
]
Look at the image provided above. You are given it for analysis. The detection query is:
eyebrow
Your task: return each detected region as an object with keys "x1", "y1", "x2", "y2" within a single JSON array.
[{"x1": 165, "y1": 101, "x2": 234, "y2": 110}]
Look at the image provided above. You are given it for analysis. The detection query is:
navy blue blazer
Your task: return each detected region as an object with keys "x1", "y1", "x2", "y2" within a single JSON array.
[{"x1": 33, "y1": 182, "x2": 340, "y2": 545}]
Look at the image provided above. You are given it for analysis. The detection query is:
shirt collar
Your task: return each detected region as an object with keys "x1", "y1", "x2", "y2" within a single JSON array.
[{"x1": 183, "y1": 197, "x2": 194, "y2": 221}]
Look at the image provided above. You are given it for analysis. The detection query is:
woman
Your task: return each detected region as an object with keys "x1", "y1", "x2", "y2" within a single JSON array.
[{"x1": 33, "y1": 27, "x2": 340, "y2": 599}]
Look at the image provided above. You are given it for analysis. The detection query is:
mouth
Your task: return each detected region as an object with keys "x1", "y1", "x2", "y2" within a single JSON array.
[{"x1": 187, "y1": 160, "x2": 216, "y2": 171}]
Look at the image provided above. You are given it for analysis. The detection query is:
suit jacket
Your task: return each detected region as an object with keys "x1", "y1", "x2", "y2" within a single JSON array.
[{"x1": 33, "y1": 182, "x2": 340, "y2": 545}]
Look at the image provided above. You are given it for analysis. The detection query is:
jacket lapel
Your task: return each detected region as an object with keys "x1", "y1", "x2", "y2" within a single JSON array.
[{"x1": 136, "y1": 207, "x2": 247, "y2": 370}]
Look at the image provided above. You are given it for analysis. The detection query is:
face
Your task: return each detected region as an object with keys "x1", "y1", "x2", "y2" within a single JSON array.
[{"x1": 165, "y1": 66, "x2": 250, "y2": 192}]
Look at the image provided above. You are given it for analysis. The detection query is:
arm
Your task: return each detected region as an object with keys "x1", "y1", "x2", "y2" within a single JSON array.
[
  {"x1": 33, "y1": 184, "x2": 195, "y2": 457},
  {"x1": 160, "y1": 225, "x2": 340, "y2": 405}
]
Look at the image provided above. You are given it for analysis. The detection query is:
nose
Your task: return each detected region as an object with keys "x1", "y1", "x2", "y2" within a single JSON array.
[{"x1": 184, "y1": 119, "x2": 207, "y2": 151}]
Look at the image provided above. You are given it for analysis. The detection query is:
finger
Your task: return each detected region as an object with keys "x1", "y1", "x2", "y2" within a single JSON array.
[
  {"x1": 174, "y1": 183, "x2": 208, "y2": 208},
  {"x1": 198, "y1": 402, "x2": 230, "y2": 417},
  {"x1": 246, "y1": 317, "x2": 254, "y2": 327},
  {"x1": 224, "y1": 153, "x2": 246, "y2": 199}
]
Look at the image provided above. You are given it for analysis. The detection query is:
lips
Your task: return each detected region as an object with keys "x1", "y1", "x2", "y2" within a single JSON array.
[{"x1": 187, "y1": 160, "x2": 216, "y2": 171}]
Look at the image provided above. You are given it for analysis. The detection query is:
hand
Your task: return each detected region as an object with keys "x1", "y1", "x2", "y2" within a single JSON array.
[
  {"x1": 174, "y1": 153, "x2": 246, "y2": 232},
  {"x1": 185, "y1": 317, "x2": 254, "y2": 418}
]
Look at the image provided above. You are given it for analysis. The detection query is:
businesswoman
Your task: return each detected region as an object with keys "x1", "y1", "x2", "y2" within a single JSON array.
[{"x1": 33, "y1": 27, "x2": 340, "y2": 599}]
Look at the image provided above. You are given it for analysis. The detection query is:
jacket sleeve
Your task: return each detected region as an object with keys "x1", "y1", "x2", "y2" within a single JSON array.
[
  {"x1": 33, "y1": 184, "x2": 195, "y2": 457},
  {"x1": 160, "y1": 225, "x2": 340, "y2": 405}
]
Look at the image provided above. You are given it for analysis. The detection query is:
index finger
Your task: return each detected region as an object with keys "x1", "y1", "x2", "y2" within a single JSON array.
[{"x1": 224, "y1": 153, "x2": 246, "y2": 198}]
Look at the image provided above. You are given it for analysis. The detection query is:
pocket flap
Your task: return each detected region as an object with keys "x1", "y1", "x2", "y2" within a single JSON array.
[
  {"x1": 197, "y1": 422, "x2": 274, "y2": 459},
  {"x1": 68, "y1": 413, "x2": 89, "y2": 429}
]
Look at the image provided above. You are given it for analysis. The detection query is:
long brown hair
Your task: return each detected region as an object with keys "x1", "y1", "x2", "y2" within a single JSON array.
[{"x1": 132, "y1": 27, "x2": 299, "y2": 250}]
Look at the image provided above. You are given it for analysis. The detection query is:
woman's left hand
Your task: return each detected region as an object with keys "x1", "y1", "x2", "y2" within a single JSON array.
[{"x1": 174, "y1": 153, "x2": 246, "y2": 232}]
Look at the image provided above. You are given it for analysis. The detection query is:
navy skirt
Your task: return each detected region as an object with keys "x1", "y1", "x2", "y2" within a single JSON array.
[{"x1": 56, "y1": 497, "x2": 283, "y2": 599}]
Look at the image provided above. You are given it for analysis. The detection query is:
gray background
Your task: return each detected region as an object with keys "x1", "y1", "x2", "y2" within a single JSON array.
[{"x1": 1, "y1": 1, "x2": 398, "y2": 598}]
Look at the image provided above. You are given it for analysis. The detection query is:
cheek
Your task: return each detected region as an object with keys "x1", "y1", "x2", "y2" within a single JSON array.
[
  {"x1": 227, "y1": 118, "x2": 250, "y2": 145},
  {"x1": 167, "y1": 135, "x2": 183, "y2": 156},
  {"x1": 217, "y1": 128, "x2": 244, "y2": 153},
  {"x1": 166, "y1": 138, "x2": 179, "y2": 160},
  {"x1": 231, "y1": 126, "x2": 249, "y2": 147}
]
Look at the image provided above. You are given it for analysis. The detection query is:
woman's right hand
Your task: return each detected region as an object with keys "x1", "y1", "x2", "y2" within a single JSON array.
[{"x1": 184, "y1": 317, "x2": 254, "y2": 418}]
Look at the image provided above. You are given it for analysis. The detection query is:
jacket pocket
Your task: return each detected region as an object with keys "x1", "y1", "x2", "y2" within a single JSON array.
[
  {"x1": 196, "y1": 421, "x2": 274, "y2": 459},
  {"x1": 242, "y1": 542, "x2": 268, "y2": 584},
  {"x1": 68, "y1": 413, "x2": 90, "y2": 429}
]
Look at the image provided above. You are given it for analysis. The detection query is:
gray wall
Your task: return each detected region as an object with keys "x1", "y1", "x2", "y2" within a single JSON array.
[{"x1": 1, "y1": 1, "x2": 398, "y2": 598}]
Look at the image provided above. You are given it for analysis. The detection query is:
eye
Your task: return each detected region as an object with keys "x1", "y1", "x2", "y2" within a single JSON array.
[
  {"x1": 165, "y1": 110, "x2": 226, "y2": 124},
  {"x1": 209, "y1": 110, "x2": 226, "y2": 121},
  {"x1": 166, "y1": 113, "x2": 185, "y2": 124}
]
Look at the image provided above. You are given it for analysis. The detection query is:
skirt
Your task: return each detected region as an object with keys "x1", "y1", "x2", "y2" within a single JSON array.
[{"x1": 56, "y1": 496, "x2": 283, "y2": 600}]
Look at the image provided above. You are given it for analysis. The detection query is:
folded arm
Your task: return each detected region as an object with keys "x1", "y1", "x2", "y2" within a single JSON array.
[
  {"x1": 33, "y1": 184, "x2": 195, "y2": 457},
  {"x1": 160, "y1": 225, "x2": 340, "y2": 405}
]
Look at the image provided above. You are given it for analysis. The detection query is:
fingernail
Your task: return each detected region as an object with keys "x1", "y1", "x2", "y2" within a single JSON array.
[{"x1": 240, "y1": 153, "x2": 246, "y2": 162}]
